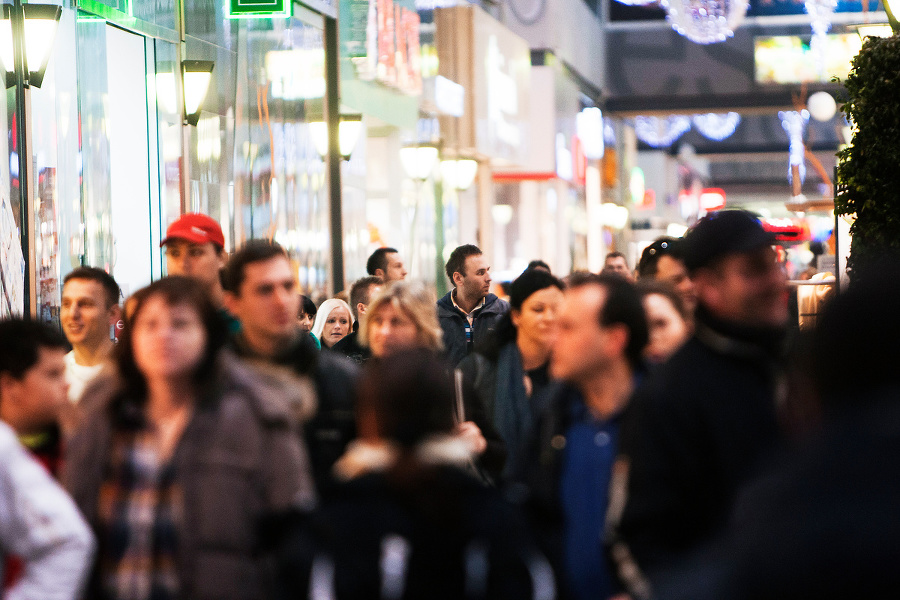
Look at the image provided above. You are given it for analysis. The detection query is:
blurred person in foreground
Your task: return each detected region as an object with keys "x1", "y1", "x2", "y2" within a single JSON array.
[
  {"x1": 304, "y1": 350, "x2": 555, "y2": 600},
  {"x1": 312, "y1": 298, "x2": 354, "y2": 350},
  {"x1": 64, "y1": 276, "x2": 314, "y2": 600},
  {"x1": 60, "y1": 267, "x2": 121, "y2": 404},
  {"x1": 685, "y1": 256, "x2": 900, "y2": 600},
  {"x1": 517, "y1": 272, "x2": 647, "y2": 600},
  {"x1": 637, "y1": 281, "x2": 691, "y2": 364},
  {"x1": 332, "y1": 276, "x2": 383, "y2": 364},
  {"x1": 637, "y1": 237, "x2": 697, "y2": 318},
  {"x1": 457, "y1": 268, "x2": 565, "y2": 479},
  {"x1": 0, "y1": 319, "x2": 71, "y2": 473},
  {"x1": 361, "y1": 281, "x2": 506, "y2": 481},
  {"x1": 0, "y1": 319, "x2": 95, "y2": 600},
  {"x1": 223, "y1": 240, "x2": 359, "y2": 496},
  {"x1": 437, "y1": 244, "x2": 510, "y2": 367},
  {"x1": 612, "y1": 210, "x2": 790, "y2": 597}
]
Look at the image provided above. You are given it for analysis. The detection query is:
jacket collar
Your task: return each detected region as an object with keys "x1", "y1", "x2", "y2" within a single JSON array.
[{"x1": 694, "y1": 305, "x2": 788, "y2": 360}]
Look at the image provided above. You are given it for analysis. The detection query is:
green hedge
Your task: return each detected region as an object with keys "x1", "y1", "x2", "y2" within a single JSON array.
[{"x1": 835, "y1": 34, "x2": 900, "y2": 280}]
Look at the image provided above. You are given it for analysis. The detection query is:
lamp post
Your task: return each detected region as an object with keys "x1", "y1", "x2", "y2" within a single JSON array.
[
  {"x1": 436, "y1": 158, "x2": 477, "y2": 295},
  {"x1": 400, "y1": 143, "x2": 439, "y2": 279},
  {"x1": 309, "y1": 114, "x2": 363, "y2": 161},
  {"x1": 0, "y1": 0, "x2": 61, "y2": 316},
  {"x1": 182, "y1": 60, "x2": 214, "y2": 126}
]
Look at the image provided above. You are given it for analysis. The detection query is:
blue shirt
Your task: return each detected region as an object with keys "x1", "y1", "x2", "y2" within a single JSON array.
[{"x1": 559, "y1": 402, "x2": 620, "y2": 600}]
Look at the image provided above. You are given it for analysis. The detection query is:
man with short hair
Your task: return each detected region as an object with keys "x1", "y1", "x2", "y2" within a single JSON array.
[
  {"x1": 60, "y1": 267, "x2": 121, "y2": 404},
  {"x1": 518, "y1": 273, "x2": 647, "y2": 600},
  {"x1": 331, "y1": 276, "x2": 383, "y2": 364},
  {"x1": 603, "y1": 252, "x2": 634, "y2": 281},
  {"x1": 223, "y1": 240, "x2": 359, "y2": 496},
  {"x1": 366, "y1": 247, "x2": 407, "y2": 282},
  {"x1": 614, "y1": 210, "x2": 790, "y2": 594},
  {"x1": 0, "y1": 318, "x2": 95, "y2": 597},
  {"x1": 637, "y1": 236, "x2": 697, "y2": 315},
  {"x1": 161, "y1": 212, "x2": 239, "y2": 332},
  {"x1": 436, "y1": 244, "x2": 510, "y2": 366}
]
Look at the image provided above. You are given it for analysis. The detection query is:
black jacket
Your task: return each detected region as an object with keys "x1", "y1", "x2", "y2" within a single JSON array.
[
  {"x1": 304, "y1": 457, "x2": 553, "y2": 600},
  {"x1": 436, "y1": 291, "x2": 510, "y2": 367},
  {"x1": 614, "y1": 307, "x2": 787, "y2": 589},
  {"x1": 231, "y1": 330, "x2": 360, "y2": 498},
  {"x1": 330, "y1": 330, "x2": 371, "y2": 365}
]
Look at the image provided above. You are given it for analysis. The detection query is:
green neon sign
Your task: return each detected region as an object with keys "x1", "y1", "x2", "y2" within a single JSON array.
[{"x1": 228, "y1": 0, "x2": 291, "y2": 19}]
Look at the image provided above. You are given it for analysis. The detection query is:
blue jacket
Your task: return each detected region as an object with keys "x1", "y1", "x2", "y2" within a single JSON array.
[{"x1": 436, "y1": 291, "x2": 510, "y2": 367}]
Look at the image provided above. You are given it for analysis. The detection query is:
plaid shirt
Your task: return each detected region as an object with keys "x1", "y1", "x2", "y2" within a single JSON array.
[{"x1": 97, "y1": 429, "x2": 182, "y2": 600}]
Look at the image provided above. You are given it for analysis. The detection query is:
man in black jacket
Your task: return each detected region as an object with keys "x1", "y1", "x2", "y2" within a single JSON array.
[
  {"x1": 223, "y1": 240, "x2": 359, "y2": 497},
  {"x1": 613, "y1": 210, "x2": 790, "y2": 596},
  {"x1": 436, "y1": 244, "x2": 510, "y2": 366}
]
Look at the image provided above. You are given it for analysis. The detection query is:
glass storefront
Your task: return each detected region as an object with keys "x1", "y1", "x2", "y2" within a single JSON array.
[{"x1": 1, "y1": 0, "x2": 334, "y2": 319}]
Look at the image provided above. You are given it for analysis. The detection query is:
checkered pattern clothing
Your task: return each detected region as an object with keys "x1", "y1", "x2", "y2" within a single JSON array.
[{"x1": 97, "y1": 429, "x2": 182, "y2": 600}]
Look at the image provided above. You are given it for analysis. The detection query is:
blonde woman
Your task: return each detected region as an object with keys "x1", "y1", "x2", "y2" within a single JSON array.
[
  {"x1": 359, "y1": 282, "x2": 505, "y2": 481},
  {"x1": 312, "y1": 298, "x2": 354, "y2": 349}
]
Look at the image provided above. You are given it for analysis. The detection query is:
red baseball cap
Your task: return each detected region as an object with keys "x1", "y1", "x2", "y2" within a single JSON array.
[{"x1": 160, "y1": 213, "x2": 225, "y2": 248}]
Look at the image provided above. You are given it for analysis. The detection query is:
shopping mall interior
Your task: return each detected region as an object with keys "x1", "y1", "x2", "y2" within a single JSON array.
[{"x1": 0, "y1": 0, "x2": 885, "y2": 320}]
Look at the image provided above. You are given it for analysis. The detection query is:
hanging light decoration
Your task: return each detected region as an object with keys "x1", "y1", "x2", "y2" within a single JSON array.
[
  {"x1": 633, "y1": 115, "x2": 692, "y2": 148},
  {"x1": 692, "y1": 112, "x2": 741, "y2": 141},
  {"x1": 614, "y1": 0, "x2": 657, "y2": 5},
  {"x1": 779, "y1": 110, "x2": 810, "y2": 184},
  {"x1": 663, "y1": 0, "x2": 750, "y2": 44},
  {"x1": 805, "y1": 0, "x2": 837, "y2": 79}
]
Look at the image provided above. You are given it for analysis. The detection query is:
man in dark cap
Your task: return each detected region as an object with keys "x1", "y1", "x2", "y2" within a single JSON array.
[{"x1": 610, "y1": 210, "x2": 790, "y2": 597}]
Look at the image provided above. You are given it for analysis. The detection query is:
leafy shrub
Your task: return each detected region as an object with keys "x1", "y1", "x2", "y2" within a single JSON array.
[{"x1": 835, "y1": 34, "x2": 900, "y2": 280}]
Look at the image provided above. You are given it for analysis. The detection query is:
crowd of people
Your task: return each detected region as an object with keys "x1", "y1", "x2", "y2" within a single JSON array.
[{"x1": 0, "y1": 208, "x2": 894, "y2": 600}]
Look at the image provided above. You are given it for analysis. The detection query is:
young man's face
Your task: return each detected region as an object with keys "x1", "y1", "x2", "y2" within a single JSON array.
[
  {"x1": 604, "y1": 256, "x2": 632, "y2": 280},
  {"x1": 164, "y1": 239, "x2": 226, "y2": 290},
  {"x1": 455, "y1": 254, "x2": 492, "y2": 301},
  {"x1": 225, "y1": 256, "x2": 300, "y2": 344},
  {"x1": 61, "y1": 278, "x2": 118, "y2": 349},
  {"x1": 0, "y1": 347, "x2": 69, "y2": 434},
  {"x1": 381, "y1": 252, "x2": 408, "y2": 282}
]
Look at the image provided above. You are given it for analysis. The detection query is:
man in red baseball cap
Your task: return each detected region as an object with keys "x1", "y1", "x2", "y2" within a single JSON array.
[{"x1": 160, "y1": 213, "x2": 238, "y2": 330}]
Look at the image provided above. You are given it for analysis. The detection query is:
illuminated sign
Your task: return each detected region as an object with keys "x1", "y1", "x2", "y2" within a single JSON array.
[
  {"x1": 228, "y1": 0, "x2": 291, "y2": 19},
  {"x1": 754, "y1": 34, "x2": 862, "y2": 84},
  {"x1": 700, "y1": 187, "x2": 726, "y2": 211},
  {"x1": 265, "y1": 49, "x2": 327, "y2": 100},
  {"x1": 576, "y1": 107, "x2": 604, "y2": 160},
  {"x1": 344, "y1": 0, "x2": 422, "y2": 95},
  {"x1": 435, "y1": 75, "x2": 464, "y2": 117}
]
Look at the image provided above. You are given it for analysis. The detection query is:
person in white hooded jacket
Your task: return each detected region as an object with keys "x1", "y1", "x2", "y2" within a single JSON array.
[{"x1": 0, "y1": 420, "x2": 94, "y2": 600}]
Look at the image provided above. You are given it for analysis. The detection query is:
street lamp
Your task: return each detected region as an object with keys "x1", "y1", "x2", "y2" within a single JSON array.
[
  {"x1": 0, "y1": 3, "x2": 62, "y2": 88},
  {"x1": 182, "y1": 60, "x2": 214, "y2": 126},
  {"x1": 309, "y1": 114, "x2": 363, "y2": 160},
  {"x1": 440, "y1": 158, "x2": 478, "y2": 191},
  {"x1": 400, "y1": 144, "x2": 439, "y2": 181}
]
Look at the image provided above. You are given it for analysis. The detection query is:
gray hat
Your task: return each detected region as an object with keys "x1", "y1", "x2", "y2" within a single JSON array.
[{"x1": 683, "y1": 210, "x2": 775, "y2": 273}]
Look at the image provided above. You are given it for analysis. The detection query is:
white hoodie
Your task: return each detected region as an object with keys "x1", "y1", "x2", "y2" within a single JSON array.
[{"x1": 0, "y1": 421, "x2": 95, "y2": 600}]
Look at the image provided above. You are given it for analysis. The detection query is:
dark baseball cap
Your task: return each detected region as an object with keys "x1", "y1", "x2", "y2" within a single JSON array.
[{"x1": 683, "y1": 210, "x2": 775, "y2": 272}]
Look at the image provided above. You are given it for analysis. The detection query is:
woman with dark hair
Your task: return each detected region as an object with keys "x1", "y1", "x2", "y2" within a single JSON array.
[
  {"x1": 63, "y1": 276, "x2": 315, "y2": 600},
  {"x1": 637, "y1": 280, "x2": 690, "y2": 364},
  {"x1": 457, "y1": 269, "x2": 564, "y2": 479},
  {"x1": 297, "y1": 294, "x2": 320, "y2": 349},
  {"x1": 313, "y1": 350, "x2": 555, "y2": 599}
]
